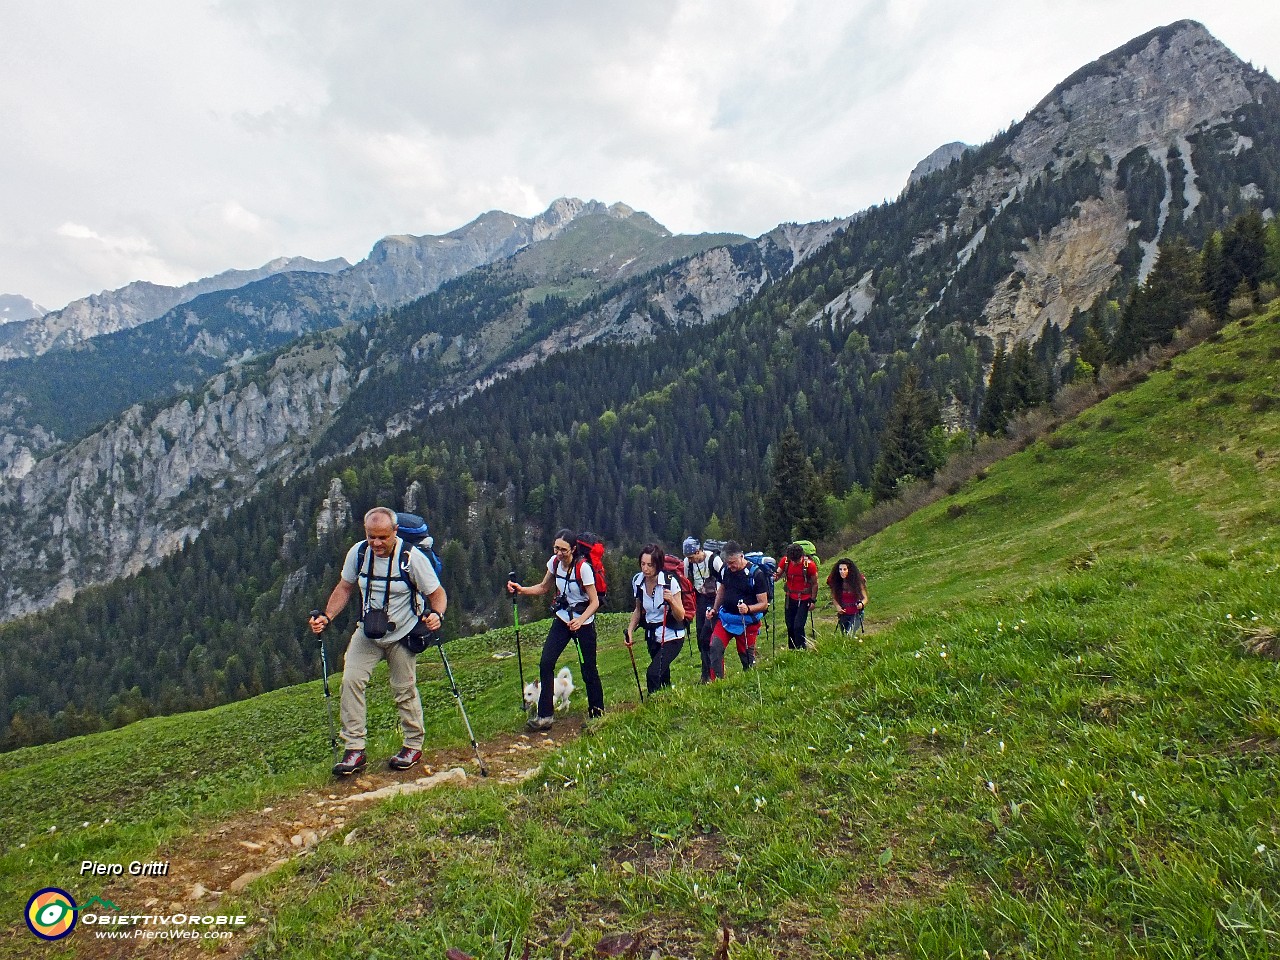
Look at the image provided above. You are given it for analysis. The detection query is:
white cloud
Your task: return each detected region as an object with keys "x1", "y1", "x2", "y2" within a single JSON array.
[{"x1": 2, "y1": 1, "x2": 1278, "y2": 308}]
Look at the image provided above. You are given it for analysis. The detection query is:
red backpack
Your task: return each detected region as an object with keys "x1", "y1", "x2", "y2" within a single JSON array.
[
  {"x1": 663, "y1": 554, "x2": 697, "y2": 624},
  {"x1": 780, "y1": 555, "x2": 818, "y2": 600},
  {"x1": 573, "y1": 532, "x2": 609, "y2": 599}
]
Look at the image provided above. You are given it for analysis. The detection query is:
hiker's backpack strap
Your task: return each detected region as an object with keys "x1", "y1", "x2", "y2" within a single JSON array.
[{"x1": 397, "y1": 541, "x2": 423, "y2": 614}]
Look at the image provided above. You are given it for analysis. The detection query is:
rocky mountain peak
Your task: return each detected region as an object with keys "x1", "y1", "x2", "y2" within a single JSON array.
[
  {"x1": 906, "y1": 142, "x2": 972, "y2": 190},
  {"x1": 1015, "y1": 20, "x2": 1264, "y2": 173}
]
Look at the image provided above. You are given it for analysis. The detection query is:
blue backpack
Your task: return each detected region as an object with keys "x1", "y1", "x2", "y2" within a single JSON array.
[
  {"x1": 354, "y1": 512, "x2": 444, "y2": 598},
  {"x1": 393, "y1": 512, "x2": 444, "y2": 577},
  {"x1": 744, "y1": 551, "x2": 777, "y2": 603}
]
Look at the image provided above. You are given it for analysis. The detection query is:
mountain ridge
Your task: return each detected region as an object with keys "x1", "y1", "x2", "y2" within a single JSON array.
[{"x1": 0, "y1": 19, "x2": 1276, "y2": 632}]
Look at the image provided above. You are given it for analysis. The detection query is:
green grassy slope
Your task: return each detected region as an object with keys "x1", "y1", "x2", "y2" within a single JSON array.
[{"x1": 2, "y1": 306, "x2": 1277, "y2": 958}]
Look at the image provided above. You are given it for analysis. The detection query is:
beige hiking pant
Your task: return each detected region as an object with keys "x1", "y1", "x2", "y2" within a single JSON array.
[{"x1": 339, "y1": 629, "x2": 424, "y2": 751}]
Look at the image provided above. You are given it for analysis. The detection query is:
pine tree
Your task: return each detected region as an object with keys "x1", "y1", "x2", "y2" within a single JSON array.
[
  {"x1": 1222, "y1": 208, "x2": 1268, "y2": 298},
  {"x1": 760, "y1": 428, "x2": 820, "y2": 554},
  {"x1": 1201, "y1": 231, "x2": 1232, "y2": 321},
  {"x1": 1141, "y1": 236, "x2": 1200, "y2": 344},
  {"x1": 977, "y1": 343, "x2": 1009, "y2": 435},
  {"x1": 1265, "y1": 218, "x2": 1280, "y2": 288},
  {"x1": 871, "y1": 366, "x2": 943, "y2": 501}
]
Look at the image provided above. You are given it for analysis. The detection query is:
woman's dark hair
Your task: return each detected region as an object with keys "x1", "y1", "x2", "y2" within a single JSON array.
[
  {"x1": 826, "y1": 557, "x2": 860, "y2": 588},
  {"x1": 553, "y1": 528, "x2": 576, "y2": 548},
  {"x1": 638, "y1": 543, "x2": 664, "y2": 569},
  {"x1": 786, "y1": 543, "x2": 803, "y2": 562}
]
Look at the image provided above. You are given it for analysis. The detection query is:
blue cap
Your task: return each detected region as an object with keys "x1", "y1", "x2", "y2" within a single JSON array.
[{"x1": 682, "y1": 537, "x2": 700, "y2": 556}]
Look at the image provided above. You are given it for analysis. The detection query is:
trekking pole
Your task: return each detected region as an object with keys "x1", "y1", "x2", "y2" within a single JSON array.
[
  {"x1": 437, "y1": 644, "x2": 488, "y2": 777},
  {"x1": 310, "y1": 610, "x2": 339, "y2": 766},
  {"x1": 508, "y1": 571, "x2": 526, "y2": 710},
  {"x1": 624, "y1": 629, "x2": 645, "y2": 702}
]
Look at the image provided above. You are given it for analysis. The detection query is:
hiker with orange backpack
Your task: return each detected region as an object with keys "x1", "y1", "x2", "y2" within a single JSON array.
[
  {"x1": 776, "y1": 542, "x2": 819, "y2": 650},
  {"x1": 624, "y1": 543, "x2": 690, "y2": 695},
  {"x1": 507, "y1": 529, "x2": 606, "y2": 730}
]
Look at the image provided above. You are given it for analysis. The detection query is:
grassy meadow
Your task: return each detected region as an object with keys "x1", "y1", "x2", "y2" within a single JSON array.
[{"x1": 1, "y1": 304, "x2": 1277, "y2": 958}]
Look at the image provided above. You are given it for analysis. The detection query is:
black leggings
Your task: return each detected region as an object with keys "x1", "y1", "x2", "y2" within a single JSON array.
[
  {"x1": 537, "y1": 618, "x2": 604, "y2": 718},
  {"x1": 644, "y1": 625, "x2": 685, "y2": 693}
]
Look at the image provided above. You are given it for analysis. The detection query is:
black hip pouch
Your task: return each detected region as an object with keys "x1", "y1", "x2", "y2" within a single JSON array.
[{"x1": 363, "y1": 608, "x2": 393, "y2": 639}]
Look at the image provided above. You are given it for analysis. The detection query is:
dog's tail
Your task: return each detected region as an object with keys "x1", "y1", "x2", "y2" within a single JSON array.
[{"x1": 557, "y1": 666, "x2": 573, "y2": 682}]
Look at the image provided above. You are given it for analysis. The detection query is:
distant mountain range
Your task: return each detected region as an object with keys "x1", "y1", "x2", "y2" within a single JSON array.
[{"x1": 0, "y1": 256, "x2": 349, "y2": 360}]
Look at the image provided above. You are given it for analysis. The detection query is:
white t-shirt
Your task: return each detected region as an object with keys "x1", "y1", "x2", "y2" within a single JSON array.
[
  {"x1": 631, "y1": 571, "x2": 687, "y2": 640},
  {"x1": 342, "y1": 538, "x2": 443, "y2": 645},
  {"x1": 685, "y1": 553, "x2": 723, "y2": 596},
  {"x1": 549, "y1": 556, "x2": 596, "y2": 625}
]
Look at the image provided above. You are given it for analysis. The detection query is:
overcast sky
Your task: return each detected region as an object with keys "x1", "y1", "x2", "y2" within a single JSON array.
[{"x1": 4, "y1": 1, "x2": 1278, "y2": 311}]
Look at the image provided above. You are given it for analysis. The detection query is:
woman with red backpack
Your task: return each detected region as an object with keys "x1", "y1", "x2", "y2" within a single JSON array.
[
  {"x1": 827, "y1": 557, "x2": 868, "y2": 635},
  {"x1": 775, "y1": 543, "x2": 819, "y2": 650},
  {"x1": 624, "y1": 543, "x2": 688, "y2": 695},
  {"x1": 506, "y1": 529, "x2": 606, "y2": 730}
]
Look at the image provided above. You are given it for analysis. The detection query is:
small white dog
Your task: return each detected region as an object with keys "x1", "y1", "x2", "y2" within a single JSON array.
[{"x1": 524, "y1": 667, "x2": 575, "y2": 714}]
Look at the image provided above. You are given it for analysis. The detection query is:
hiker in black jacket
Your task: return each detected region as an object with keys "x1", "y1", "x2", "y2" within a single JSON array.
[{"x1": 707, "y1": 541, "x2": 770, "y2": 679}]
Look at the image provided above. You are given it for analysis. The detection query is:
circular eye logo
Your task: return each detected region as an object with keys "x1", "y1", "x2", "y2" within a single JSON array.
[{"x1": 25, "y1": 888, "x2": 78, "y2": 940}]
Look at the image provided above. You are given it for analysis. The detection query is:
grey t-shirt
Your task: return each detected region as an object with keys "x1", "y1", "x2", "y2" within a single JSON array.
[{"x1": 342, "y1": 538, "x2": 442, "y2": 645}]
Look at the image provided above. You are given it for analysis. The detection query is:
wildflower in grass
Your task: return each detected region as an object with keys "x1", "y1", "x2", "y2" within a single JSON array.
[
  {"x1": 986, "y1": 780, "x2": 998, "y2": 795},
  {"x1": 940, "y1": 650, "x2": 947, "y2": 658},
  {"x1": 1130, "y1": 790, "x2": 1147, "y2": 807},
  {"x1": 754, "y1": 797, "x2": 767, "y2": 811},
  {"x1": 999, "y1": 741, "x2": 1005, "y2": 753},
  {"x1": 1257, "y1": 844, "x2": 1267, "y2": 854}
]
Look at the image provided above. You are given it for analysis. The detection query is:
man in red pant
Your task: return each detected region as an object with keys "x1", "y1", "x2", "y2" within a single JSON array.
[{"x1": 707, "y1": 541, "x2": 770, "y2": 679}]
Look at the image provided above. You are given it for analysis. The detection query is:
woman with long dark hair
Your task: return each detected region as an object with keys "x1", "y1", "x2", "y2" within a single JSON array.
[
  {"x1": 826, "y1": 558, "x2": 867, "y2": 635},
  {"x1": 507, "y1": 529, "x2": 605, "y2": 729},
  {"x1": 625, "y1": 543, "x2": 686, "y2": 694}
]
